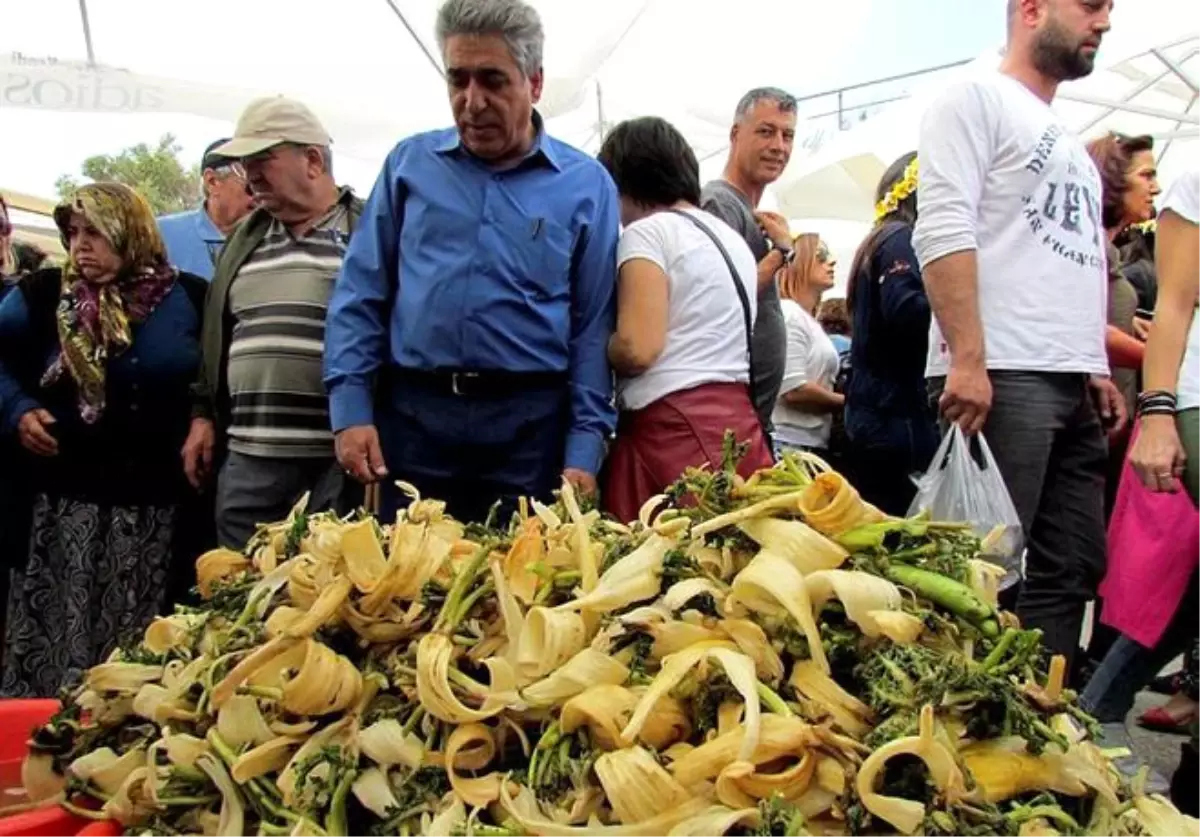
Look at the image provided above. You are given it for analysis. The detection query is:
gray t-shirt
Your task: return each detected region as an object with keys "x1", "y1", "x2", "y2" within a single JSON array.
[{"x1": 701, "y1": 180, "x2": 786, "y2": 433}]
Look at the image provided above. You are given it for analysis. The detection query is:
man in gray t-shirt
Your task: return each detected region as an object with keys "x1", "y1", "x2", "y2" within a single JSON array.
[{"x1": 701, "y1": 87, "x2": 798, "y2": 436}]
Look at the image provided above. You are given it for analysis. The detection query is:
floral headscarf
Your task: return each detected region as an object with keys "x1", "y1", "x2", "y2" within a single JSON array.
[{"x1": 47, "y1": 183, "x2": 177, "y2": 423}]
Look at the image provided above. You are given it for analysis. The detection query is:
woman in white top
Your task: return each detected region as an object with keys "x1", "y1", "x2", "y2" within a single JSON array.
[
  {"x1": 1131, "y1": 170, "x2": 1200, "y2": 502},
  {"x1": 772, "y1": 234, "x2": 841, "y2": 454},
  {"x1": 1081, "y1": 170, "x2": 1199, "y2": 734},
  {"x1": 596, "y1": 116, "x2": 773, "y2": 523}
]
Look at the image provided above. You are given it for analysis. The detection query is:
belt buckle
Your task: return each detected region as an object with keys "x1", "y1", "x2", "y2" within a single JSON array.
[{"x1": 450, "y1": 372, "x2": 479, "y2": 396}]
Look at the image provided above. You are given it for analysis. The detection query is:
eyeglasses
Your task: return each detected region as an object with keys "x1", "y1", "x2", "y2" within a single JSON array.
[{"x1": 816, "y1": 247, "x2": 832, "y2": 264}]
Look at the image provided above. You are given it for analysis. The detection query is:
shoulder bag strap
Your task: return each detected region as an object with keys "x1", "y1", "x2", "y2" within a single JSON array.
[{"x1": 666, "y1": 209, "x2": 756, "y2": 377}]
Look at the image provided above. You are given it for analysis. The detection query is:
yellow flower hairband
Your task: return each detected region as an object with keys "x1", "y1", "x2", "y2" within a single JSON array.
[{"x1": 874, "y1": 157, "x2": 919, "y2": 222}]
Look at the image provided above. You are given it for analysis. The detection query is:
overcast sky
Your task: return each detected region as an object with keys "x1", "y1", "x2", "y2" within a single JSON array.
[{"x1": 1, "y1": 0, "x2": 1007, "y2": 198}]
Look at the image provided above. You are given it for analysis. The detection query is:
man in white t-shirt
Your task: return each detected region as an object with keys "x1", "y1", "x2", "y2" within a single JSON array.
[{"x1": 913, "y1": 0, "x2": 1127, "y2": 673}]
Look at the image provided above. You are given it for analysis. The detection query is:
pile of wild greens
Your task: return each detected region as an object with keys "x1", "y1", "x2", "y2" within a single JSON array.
[{"x1": 15, "y1": 444, "x2": 1197, "y2": 836}]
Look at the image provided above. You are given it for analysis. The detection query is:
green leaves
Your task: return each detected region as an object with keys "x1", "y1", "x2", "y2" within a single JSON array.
[{"x1": 55, "y1": 133, "x2": 201, "y2": 216}]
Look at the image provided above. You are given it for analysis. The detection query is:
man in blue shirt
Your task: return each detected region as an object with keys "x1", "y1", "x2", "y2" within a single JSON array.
[
  {"x1": 158, "y1": 139, "x2": 255, "y2": 280},
  {"x1": 325, "y1": 0, "x2": 619, "y2": 523}
]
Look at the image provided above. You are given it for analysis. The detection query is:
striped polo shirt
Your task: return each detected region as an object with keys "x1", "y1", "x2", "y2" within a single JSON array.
[{"x1": 226, "y1": 205, "x2": 350, "y2": 458}]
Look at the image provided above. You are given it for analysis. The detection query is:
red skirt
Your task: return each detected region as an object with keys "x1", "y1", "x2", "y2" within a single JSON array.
[{"x1": 602, "y1": 382, "x2": 773, "y2": 524}]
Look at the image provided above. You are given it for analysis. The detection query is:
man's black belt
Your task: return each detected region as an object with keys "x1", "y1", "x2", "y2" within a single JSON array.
[{"x1": 390, "y1": 367, "x2": 568, "y2": 398}]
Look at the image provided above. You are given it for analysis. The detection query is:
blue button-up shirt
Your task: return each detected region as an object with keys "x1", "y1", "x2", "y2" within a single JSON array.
[
  {"x1": 158, "y1": 205, "x2": 224, "y2": 281},
  {"x1": 324, "y1": 122, "x2": 620, "y2": 475}
]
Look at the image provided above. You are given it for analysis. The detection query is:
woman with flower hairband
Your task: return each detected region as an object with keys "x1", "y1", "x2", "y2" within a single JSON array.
[{"x1": 841, "y1": 151, "x2": 939, "y2": 516}]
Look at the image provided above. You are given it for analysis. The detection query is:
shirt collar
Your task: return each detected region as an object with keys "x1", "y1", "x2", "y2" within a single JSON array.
[
  {"x1": 435, "y1": 109, "x2": 561, "y2": 172},
  {"x1": 194, "y1": 203, "x2": 225, "y2": 243}
]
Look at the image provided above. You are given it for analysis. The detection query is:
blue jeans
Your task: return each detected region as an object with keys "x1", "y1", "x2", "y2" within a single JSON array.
[
  {"x1": 844, "y1": 405, "x2": 939, "y2": 517},
  {"x1": 1082, "y1": 574, "x2": 1198, "y2": 722}
]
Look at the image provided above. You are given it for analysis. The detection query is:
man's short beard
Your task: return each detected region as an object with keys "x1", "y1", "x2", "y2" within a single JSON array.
[{"x1": 1032, "y1": 18, "x2": 1097, "y2": 81}]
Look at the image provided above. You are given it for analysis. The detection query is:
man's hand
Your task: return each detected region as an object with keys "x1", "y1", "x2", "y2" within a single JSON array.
[
  {"x1": 336, "y1": 425, "x2": 389, "y2": 484},
  {"x1": 17, "y1": 408, "x2": 58, "y2": 457},
  {"x1": 181, "y1": 418, "x2": 215, "y2": 489},
  {"x1": 562, "y1": 468, "x2": 598, "y2": 498},
  {"x1": 1089, "y1": 375, "x2": 1128, "y2": 435},
  {"x1": 753, "y1": 211, "x2": 793, "y2": 250},
  {"x1": 940, "y1": 362, "x2": 992, "y2": 436}
]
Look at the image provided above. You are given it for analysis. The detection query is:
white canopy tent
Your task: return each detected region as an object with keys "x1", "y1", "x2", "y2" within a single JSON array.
[
  {"x1": 775, "y1": 23, "x2": 1200, "y2": 223},
  {"x1": 1, "y1": 0, "x2": 1000, "y2": 198}
]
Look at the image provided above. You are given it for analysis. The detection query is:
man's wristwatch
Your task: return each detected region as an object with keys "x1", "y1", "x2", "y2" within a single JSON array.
[{"x1": 772, "y1": 242, "x2": 793, "y2": 263}]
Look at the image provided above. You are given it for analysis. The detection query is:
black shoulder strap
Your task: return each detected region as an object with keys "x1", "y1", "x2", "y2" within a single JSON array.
[{"x1": 667, "y1": 209, "x2": 756, "y2": 377}]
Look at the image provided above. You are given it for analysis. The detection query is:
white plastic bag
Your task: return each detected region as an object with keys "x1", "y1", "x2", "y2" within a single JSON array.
[{"x1": 907, "y1": 425, "x2": 1024, "y2": 586}]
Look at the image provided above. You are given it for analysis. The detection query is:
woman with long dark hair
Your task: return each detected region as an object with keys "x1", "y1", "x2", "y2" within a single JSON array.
[{"x1": 841, "y1": 152, "x2": 938, "y2": 515}]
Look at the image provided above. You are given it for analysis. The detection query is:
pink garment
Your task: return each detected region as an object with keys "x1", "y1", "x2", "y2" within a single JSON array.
[{"x1": 1098, "y1": 427, "x2": 1200, "y2": 649}]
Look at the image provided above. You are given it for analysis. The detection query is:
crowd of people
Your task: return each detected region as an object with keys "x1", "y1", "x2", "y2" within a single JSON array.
[{"x1": 0, "y1": 0, "x2": 1196, "y2": 807}]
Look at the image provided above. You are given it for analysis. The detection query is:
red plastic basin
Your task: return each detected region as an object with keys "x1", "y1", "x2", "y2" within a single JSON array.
[{"x1": 0, "y1": 699, "x2": 115, "y2": 837}]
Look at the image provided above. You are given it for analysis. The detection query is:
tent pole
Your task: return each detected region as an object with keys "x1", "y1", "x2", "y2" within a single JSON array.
[
  {"x1": 1074, "y1": 59, "x2": 1184, "y2": 134},
  {"x1": 381, "y1": 0, "x2": 444, "y2": 79},
  {"x1": 1152, "y1": 46, "x2": 1199, "y2": 94},
  {"x1": 1157, "y1": 93, "x2": 1199, "y2": 165},
  {"x1": 78, "y1": 0, "x2": 97, "y2": 65},
  {"x1": 596, "y1": 83, "x2": 607, "y2": 142}
]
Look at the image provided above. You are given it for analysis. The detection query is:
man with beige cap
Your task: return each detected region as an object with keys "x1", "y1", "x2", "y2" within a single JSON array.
[{"x1": 183, "y1": 95, "x2": 365, "y2": 548}]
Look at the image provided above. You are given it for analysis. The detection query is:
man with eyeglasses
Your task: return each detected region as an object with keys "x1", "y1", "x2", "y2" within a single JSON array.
[
  {"x1": 183, "y1": 97, "x2": 365, "y2": 549},
  {"x1": 158, "y1": 139, "x2": 255, "y2": 281}
]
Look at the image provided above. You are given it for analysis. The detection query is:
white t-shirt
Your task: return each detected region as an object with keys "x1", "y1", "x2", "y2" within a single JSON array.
[
  {"x1": 1163, "y1": 171, "x2": 1200, "y2": 410},
  {"x1": 772, "y1": 299, "x2": 841, "y2": 449},
  {"x1": 913, "y1": 71, "x2": 1109, "y2": 378},
  {"x1": 615, "y1": 208, "x2": 758, "y2": 411}
]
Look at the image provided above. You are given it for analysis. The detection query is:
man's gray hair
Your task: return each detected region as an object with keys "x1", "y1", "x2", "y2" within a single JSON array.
[
  {"x1": 435, "y1": 0, "x2": 544, "y2": 78},
  {"x1": 733, "y1": 87, "x2": 798, "y2": 122},
  {"x1": 318, "y1": 146, "x2": 334, "y2": 178}
]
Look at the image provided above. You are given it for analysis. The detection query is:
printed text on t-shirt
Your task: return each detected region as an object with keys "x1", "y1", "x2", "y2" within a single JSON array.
[{"x1": 1020, "y1": 125, "x2": 1103, "y2": 271}]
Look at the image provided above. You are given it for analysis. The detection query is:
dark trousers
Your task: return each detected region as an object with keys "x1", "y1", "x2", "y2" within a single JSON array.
[
  {"x1": 215, "y1": 450, "x2": 351, "y2": 549},
  {"x1": 845, "y1": 405, "x2": 940, "y2": 517},
  {"x1": 932, "y1": 372, "x2": 1107, "y2": 674},
  {"x1": 376, "y1": 374, "x2": 569, "y2": 525}
]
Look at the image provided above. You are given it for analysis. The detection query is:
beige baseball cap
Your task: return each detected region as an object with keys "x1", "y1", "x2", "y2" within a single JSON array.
[{"x1": 214, "y1": 96, "x2": 332, "y2": 158}]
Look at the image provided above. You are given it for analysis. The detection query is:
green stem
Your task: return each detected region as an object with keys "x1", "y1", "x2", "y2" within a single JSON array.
[
  {"x1": 758, "y1": 682, "x2": 793, "y2": 716},
  {"x1": 447, "y1": 667, "x2": 489, "y2": 693},
  {"x1": 453, "y1": 580, "x2": 495, "y2": 626},
  {"x1": 156, "y1": 794, "x2": 221, "y2": 806},
  {"x1": 236, "y1": 685, "x2": 283, "y2": 700},
  {"x1": 1008, "y1": 804, "x2": 1080, "y2": 831},
  {"x1": 438, "y1": 544, "x2": 492, "y2": 632},
  {"x1": 980, "y1": 628, "x2": 1017, "y2": 671},
  {"x1": 887, "y1": 544, "x2": 939, "y2": 561},
  {"x1": 324, "y1": 768, "x2": 357, "y2": 837},
  {"x1": 259, "y1": 821, "x2": 293, "y2": 836},
  {"x1": 529, "y1": 723, "x2": 561, "y2": 787},
  {"x1": 401, "y1": 706, "x2": 426, "y2": 737}
]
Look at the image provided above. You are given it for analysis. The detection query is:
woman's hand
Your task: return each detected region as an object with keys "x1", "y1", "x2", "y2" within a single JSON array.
[
  {"x1": 1129, "y1": 414, "x2": 1186, "y2": 493},
  {"x1": 17, "y1": 408, "x2": 58, "y2": 456},
  {"x1": 1133, "y1": 316, "x2": 1152, "y2": 341}
]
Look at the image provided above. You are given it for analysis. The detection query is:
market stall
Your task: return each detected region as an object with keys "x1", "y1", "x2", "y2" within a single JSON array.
[{"x1": 1, "y1": 452, "x2": 1194, "y2": 836}]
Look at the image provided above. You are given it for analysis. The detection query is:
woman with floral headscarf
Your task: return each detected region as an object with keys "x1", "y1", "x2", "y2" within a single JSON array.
[{"x1": 0, "y1": 183, "x2": 207, "y2": 697}]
